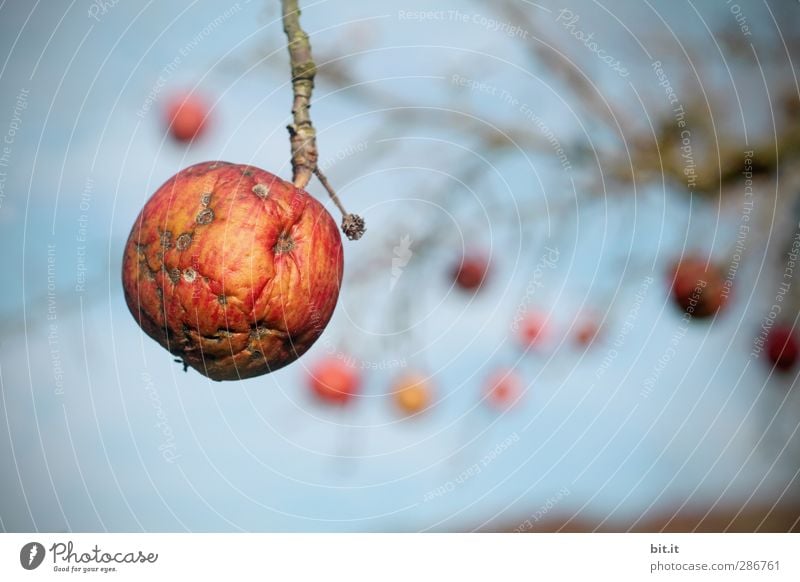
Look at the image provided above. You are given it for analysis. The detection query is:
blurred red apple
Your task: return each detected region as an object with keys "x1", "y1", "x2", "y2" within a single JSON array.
[
  {"x1": 452, "y1": 252, "x2": 489, "y2": 291},
  {"x1": 765, "y1": 326, "x2": 799, "y2": 372},
  {"x1": 309, "y1": 357, "x2": 361, "y2": 404},
  {"x1": 484, "y1": 369, "x2": 523, "y2": 410},
  {"x1": 122, "y1": 161, "x2": 343, "y2": 381},
  {"x1": 518, "y1": 311, "x2": 548, "y2": 348},
  {"x1": 392, "y1": 373, "x2": 432, "y2": 415},
  {"x1": 165, "y1": 93, "x2": 209, "y2": 142},
  {"x1": 574, "y1": 316, "x2": 601, "y2": 346},
  {"x1": 669, "y1": 256, "x2": 728, "y2": 318}
]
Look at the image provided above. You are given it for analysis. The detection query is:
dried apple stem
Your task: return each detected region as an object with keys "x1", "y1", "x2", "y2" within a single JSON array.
[{"x1": 281, "y1": 0, "x2": 365, "y2": 240}]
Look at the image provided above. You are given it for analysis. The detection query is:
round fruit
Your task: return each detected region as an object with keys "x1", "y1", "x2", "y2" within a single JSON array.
[
  {"x1": 122, "y1": 161, "x2": 343, "y2": 381},
  {"x1": 574, "y1": 318, "x2": 600, "y2": 346},
  {"x1": 484, "y1": 369, "x2": 523, "y2": 410},
  {"x1": 518, "y1": 312, "x2": 547, "y2": 348},
  {"x1": 669, "y1": 256, "x2": 728, "y2": 318},
  {"x1": 452, "y1": 253, "x2": 489, "y2": 291},
  {"x1": 309, "y1": 357, "x2": 360, "y2": 404},
  {"x1": 165, "y1": 93, "x2": 209, "y2": 142},
  {"x1": 765, "y1": 326, "x2": 799, "y2": 372},
  {"x1": 392, "y1": 373, "x2": 432, "y2": 415}
]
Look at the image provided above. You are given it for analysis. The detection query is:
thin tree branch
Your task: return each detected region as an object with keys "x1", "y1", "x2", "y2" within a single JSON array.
[
  {"x1": 281, "y1": 0, "x2": 317, "y2": 189},
  {"x1": 281, "y1": 0, "x2": 365, "y2": 240}
]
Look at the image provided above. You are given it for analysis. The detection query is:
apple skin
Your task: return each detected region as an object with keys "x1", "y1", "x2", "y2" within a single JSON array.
[
  {"x1": 484, "y1": 369, "x2": 523, "y2": 410},
  {"x1": 122, "y1": 161, "x2": 343, "y2": 381},
  {"x1": 165, "y1": 94, "x2": 208, "y2": 142},
  {"x1": 669, "y1": 257, "x2": 728, "y2": 318},
  {"x1": 392, "y1": 373, "x2": 432, "y2": 415},
  {"x1": 765, "y1": 326, "x2": 799, "y2": 372},
  {"x1": 452, "y1": 253, "x2": 489, "y2": 291},
  {"x1": 309, "y1": 357, "x2": 360, "y2": 404}
]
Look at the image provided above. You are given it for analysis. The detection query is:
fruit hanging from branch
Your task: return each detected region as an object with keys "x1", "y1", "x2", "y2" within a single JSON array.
[
  {"x1": 668, "y1": 256, "x2": 728, "y2": 319},
  {"x1": 574, "y1": 315, "x2": 601, "y2": 347},
  {"x1": 517, "y1": 311, "x2": 548, "y2": 349},
  {"x1": 164, "y1": 92, "x2": 209, "y2": 143},
  {"x1": 452, "y1": 252, "x2": 489, "y2": 292},
  {"x1": 484, "y1": 369, "x2": 524, "y2": 410},
  {"x1": 308, "y1": 357, "x2": 361, "y2": 404},
  {"x1": 122, "y1": 162, "x2": 343, "y2": 380},
  {"x1": 764, "y1": 325, "x2": 799, "y2": 372},
  {"x1": 122, "y1": 0, "x2": 364, "y2": 380},
  {"x1": 391, "y1": 373, "x2": 433, "y2": 415}
]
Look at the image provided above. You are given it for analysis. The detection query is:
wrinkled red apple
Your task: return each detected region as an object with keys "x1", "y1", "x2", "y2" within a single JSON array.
[
  {"x1": 165, "y1": 93, "x2": 209, "y2": 142},
  {"x1": 765, "y1": 326, "x2": 799, "y2": 372},
  {"x1": 669, "y1": 256, "x2": 728, "y2": 318},
  {"x1": 518, "y1": 311, "x2": 548, "y2": 348},
  {"x1": 392, "y1": 373, "x2": 432, "y2": 415},
  {"x1": 308, "y1": 357, "x2": 360, "y2": 404},
  {"x1": 484, "y1": 369, "x2": 523, "y2": 410},
  {"x1": 122, "y1": 161, "x2": 343, "y2": 381},
  {"x1": 452, "y1": 252, "x2": 489, "y2": 291}
]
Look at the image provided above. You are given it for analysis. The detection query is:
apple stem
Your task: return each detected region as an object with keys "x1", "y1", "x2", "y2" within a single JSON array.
[
  {"x1": 281, "y1": 0, "x2": 365, "y2": 241},
  {"x1": 314, "y1": 167, "x2": 366, "y2": 240}
]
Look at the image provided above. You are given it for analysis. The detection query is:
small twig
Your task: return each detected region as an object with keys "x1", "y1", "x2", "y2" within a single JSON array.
[
  {"x1": 315, "y1": 167, "x2": 366, "y2": 240},
  {"x1": 280, "y1": 0, "x2": 365, "y2": 240}
]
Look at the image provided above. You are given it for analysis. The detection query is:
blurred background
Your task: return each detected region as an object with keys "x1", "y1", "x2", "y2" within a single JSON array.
[{"x1": 1, "y1": 0, "x2": 799, "y2": 532}]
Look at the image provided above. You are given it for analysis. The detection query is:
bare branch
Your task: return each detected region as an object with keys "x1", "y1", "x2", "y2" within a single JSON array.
[{"x1": 281, "y1": 0, "x2": 317, "y2": 189}]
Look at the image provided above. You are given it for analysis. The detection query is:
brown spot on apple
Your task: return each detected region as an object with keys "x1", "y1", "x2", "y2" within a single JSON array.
[
  {"x1": 175, "y1": 233, "x2": 192, "y2": 250},
  {"x1": 252, "y1": 183, "x2": 269, "y2": 199},
  {"x1": 274, "y1": 232, "x2": 295, "y2": 254}
]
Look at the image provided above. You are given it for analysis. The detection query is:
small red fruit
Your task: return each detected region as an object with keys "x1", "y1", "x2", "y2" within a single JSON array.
[
  {"x1": 484, "y1": 369, "x2": 523, "y2": 410},
  {"x1": 669, "y1": 256, "x2": 728, "y2": 318},
  {"x1": 165, "y1": 93, "x2": 209, "y2": 142},
  {"x1": 574, "y1": 317, "x2": 600, "y2": 346},
  {"x1": 452, "y1": 253, "x2": 489, "y2": 291},
  {"x1": 309, "y1": 358, "x2": 360, "y2": 404},
  {"x1": 122, "y1": 161, "x2": 343, "y2": 381},
  {"x1": 765, "y1": 326, "x2": 799, "y2": 372},
  {"x1": 392, "y1": 373, "x2": 432, "y2": 415},
  {"x1": 518, "y1": 312, "x2": 548, "y2": 348}
]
